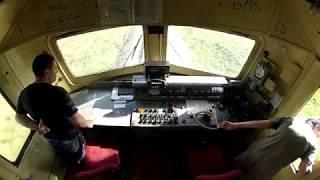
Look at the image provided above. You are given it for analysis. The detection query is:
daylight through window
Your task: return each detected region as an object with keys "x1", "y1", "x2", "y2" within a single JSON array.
[
  {"x1": 167, "y1": 26, "x2": 255, "y2": 77},
  {"x1": 57, "y1": 26, "x2": 145, "y2": 77},
  {"x1": 0, "y1": 93, "x2": 30, "y2": 162}
]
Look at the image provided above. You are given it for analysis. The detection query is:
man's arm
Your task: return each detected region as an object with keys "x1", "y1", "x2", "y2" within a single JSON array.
[
  {"x1": 15, "y1": 114, "x2": 50, "y2": 135},
  {"x1": 15, "y1": 113, "x2": 38, "y2": 130},
  {"x1": 298, "y1": 140, "x2": 318, "y2": 176},
  {"x1": 298, "y1": 148, "x2": 316, "y2": 176},
  {"x1": 299, "y1": 159, "x2": 314, "y2": 176},
  {"x1": 69, "y1": 112, "x2": 93, "y2": 128},
  {"x1": 57, "y1": 87, "x2": 93, "y2": 128},
  {"x1": 219, "y1": 117, "x2": 292, "y2": 130},
  {"x1": 219, "y1": 120, "x2": 272, "y2": 130},
  {"x1": 16, "y1": 91, "x2": 49, "y2": 135}
]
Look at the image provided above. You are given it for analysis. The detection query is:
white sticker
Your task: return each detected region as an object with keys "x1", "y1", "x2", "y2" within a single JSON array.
[
  {"x1": 114, "y1": 100, "x2": 127, "y2": 104},
  {"x1": 114, "y1": 103, "x2": 126, "y2": 109}
]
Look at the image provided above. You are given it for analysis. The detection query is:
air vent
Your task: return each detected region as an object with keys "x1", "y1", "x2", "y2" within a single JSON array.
[{"x1": 148, "y1": 26, "x2": 164, "y2": 34}]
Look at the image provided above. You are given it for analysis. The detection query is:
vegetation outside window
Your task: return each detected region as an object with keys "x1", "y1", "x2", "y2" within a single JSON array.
[
  {"x1": 166, "y1": 26, "x2": 255, "y2": 77},
  {"x1": 0, "y1": 93, "x2": 30, "y2": 162},
  {"x1": 57, "y1": 26, "x2": 145, "y2": 77}
]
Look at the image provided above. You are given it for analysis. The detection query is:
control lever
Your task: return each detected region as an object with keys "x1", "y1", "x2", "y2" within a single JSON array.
[{"x1": 187, "y1": 110, "x2": 219, "y2": 130}]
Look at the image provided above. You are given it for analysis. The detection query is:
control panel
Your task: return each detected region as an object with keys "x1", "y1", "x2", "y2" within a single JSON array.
[
  {"x1": 135, "y1": 108, "x2": 179, "y2": 125},
  {"x1": 131, "y1": 101, "x2": 193, "y2": 127},
  {"x1": 75, "y1": 67, "x2": 246, "y2": 128},
  {"x1": 131, "y1": 100, "x2": 234, "y2": 127}
]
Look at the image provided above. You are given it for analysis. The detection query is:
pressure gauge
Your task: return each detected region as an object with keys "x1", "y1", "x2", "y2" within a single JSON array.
[
  {"x1": 255, "y1": 63, "x2": 266, "y2": 79},
  {"x1": 249, "y1": 60, "x2": 273, "y2": 91}
]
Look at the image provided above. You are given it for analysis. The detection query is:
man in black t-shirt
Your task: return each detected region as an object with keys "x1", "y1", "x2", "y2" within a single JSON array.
[{"x1": 15, "y1": 53, "x2": 92, "y2": 164}]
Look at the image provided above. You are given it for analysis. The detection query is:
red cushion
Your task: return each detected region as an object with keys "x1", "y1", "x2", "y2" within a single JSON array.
[
  {"x1": 196, "y1": 170, "x2": 242, "y2": 180},
  {"x1": 67, "y1": 146, "x2": 120, "y2": 180},
  {"x1": 84, "y1": 146, "x2": 119, "y2": 170},
  {"x1": 188, "y1": 145, "x2": 227, "y2": 177}
]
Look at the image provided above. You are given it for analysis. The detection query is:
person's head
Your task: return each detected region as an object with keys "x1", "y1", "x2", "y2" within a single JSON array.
[
  {"x1": 305, "y1": 118, "x2": 320, "y2": 137},
  {"x1": 32, "y1": 53, "x2": 57, "y2": 83}
]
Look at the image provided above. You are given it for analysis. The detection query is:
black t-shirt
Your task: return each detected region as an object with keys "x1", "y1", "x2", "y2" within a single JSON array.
[{"x1": 17, "y1": 83, "x2": 80, "y2": 140}]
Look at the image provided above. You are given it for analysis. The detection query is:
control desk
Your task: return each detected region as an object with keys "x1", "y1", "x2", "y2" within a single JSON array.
[
  {"x1": 73, "y1": 75, "x2": 242, "y2": 129},
  {"x1": 131, "y1": 100, "x2": 233, "y2": 128}
]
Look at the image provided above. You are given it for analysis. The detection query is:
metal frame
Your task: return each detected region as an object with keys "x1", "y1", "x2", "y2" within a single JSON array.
[{"x1": 47, "y1": 24, "x2": 262, "y2": 87}]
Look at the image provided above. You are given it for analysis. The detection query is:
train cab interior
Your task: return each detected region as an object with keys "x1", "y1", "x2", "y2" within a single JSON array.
[{"x1": 1, "y1": 0, "x2": 320, "y2": 180}]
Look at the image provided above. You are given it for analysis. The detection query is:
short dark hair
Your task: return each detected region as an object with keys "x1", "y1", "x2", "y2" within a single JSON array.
[
  {"x1": 305, "y1": 118, "x2": 320, "y2": 132},
  {"x1": 32, "y1": 53, "x2": 54, "y2": 77}
]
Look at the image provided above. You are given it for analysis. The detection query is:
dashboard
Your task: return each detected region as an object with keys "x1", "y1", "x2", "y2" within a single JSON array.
[
  {"x1": 72, "y1": 74, "x2": 243, "y2": 129},
  {"x1": 71, "y1": 61, "x2": 265, "y2": 129}
]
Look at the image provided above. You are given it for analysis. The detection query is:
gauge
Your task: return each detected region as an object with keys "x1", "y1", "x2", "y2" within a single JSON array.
[{"x1": 255, "y1": 62, "x2": 266, "y2": 79}]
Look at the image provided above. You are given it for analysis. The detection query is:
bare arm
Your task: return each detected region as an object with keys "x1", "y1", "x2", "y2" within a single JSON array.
[
  {"x1": 15, "y1": 113, "x2": 38, "y2": 130},
  {"x1": 219, "y1": 120, "x2": 273, "y2": 130},
  {"x1": 236, "y1": 120, "x2": 272, "y2": 129},
  {"x1": 15, "y1": 113, "x2": 50, "y2": 135},
  {"x1": 299, "y1": 138, "x2": 318, "y2": 175},
  {"x1": 69, "y1": 112, "x2": 93, "y2": 128}
]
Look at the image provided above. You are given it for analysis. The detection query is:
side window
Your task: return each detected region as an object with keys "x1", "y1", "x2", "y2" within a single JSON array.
[
  {"x1": 296, "y1": 89, "x2": 320, "y2": 120},
  {"x1": 291, "y1": 89, "x2": 320, "y2": 171},
  {"x1": 0, "y1": 92, "x2": 30, "y2": 163}
]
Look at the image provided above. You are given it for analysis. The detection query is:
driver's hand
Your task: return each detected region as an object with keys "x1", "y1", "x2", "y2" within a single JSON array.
[
  {"x1": 218, "y1": 121, "x2": 238, "y2": 131},
  {"x1": 36, "y1": 119, "x2": 50, "y2": 135}
]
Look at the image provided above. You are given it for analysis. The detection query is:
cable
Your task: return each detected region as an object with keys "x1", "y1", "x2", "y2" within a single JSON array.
[{"x1": 187, "y1": 111, "x2": 220, "y2": 130}]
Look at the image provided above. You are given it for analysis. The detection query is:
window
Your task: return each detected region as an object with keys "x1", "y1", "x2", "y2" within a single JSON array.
[
  {"x1": 296, "y1": 89, "x2": 320, "y2": 120},
  {"x1": 57, "y1": 26, "x2": 145, "y2": 77},
  {"x1": 166, "y1": 26, "x2": 255, "y2": 77},
  {"x1": 291, "y1": 89, "x2": 320, "y2": 172},
  {"x1": 0, "y1": 93, "x2": 30, "y2": 162}
]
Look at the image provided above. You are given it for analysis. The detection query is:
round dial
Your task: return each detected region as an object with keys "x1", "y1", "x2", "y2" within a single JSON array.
[{"x1": 255, "y1": 63, "x2": 265, "y2": 79}]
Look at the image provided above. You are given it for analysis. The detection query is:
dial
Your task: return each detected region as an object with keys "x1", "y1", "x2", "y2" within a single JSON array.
[{"x1": 255, "y1": 63, "x2": 266, "y2": 79}]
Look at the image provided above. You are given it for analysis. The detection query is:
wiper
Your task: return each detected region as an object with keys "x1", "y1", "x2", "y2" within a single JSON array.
[
  {"x1": 168, "y1": 40, "x2": 184, "y2": 62},
  {"x1": 122, "y1": 34, "x2": 142, "y2": 66}
]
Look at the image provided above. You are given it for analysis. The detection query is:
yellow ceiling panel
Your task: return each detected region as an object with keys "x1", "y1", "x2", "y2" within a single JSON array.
[
  {"x1": 269, "y1": 1, "x2": 312, "y2": 51},
  {"x1": 164, "y1": 0, "x2": 279, "y2": 32},
  {"x1": 285, "y1": 0, "x2": 320, "y2": 56},
  {"x1": 0, "y1": 0, "x2": 28, "y2": 46},
  {"x1": 215, "y1": 0, "x2": 279, "y2": 32},
  {"x1": 0, "y1": 0, "x2": 100, "y2": 51}
]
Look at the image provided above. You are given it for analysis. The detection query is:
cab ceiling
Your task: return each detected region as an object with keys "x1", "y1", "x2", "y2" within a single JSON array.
[{"x1": 0, "y1": 0, "x2": 319, "y2": 56}]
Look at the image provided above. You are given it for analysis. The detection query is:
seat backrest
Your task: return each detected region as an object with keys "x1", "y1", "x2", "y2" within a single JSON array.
[
  {"x1": 196, "y1": 170, "x2": 242, "y2": 180},
  {"x1": 188, "y1": 145, "x2": 227, "y2": 177}
]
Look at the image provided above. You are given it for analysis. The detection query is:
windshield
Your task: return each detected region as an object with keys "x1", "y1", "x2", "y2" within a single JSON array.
[
  {"x1": 167, "y1": 26, "x2": 255, "y2": 77},
  {"x1": 57, "y1": 26, "x2": 144, "y2": 77}
]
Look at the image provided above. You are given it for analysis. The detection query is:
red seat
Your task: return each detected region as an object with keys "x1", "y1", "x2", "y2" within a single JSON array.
[
  {"x1": 188, "y1": 145, "x2": 241, "y2": 180},
  {"x1": 196, "y1": 170, "x2": 242, "y2": 180},
  {"x1": 66, "y1": 145, "x2": 120, "y2": 180}
]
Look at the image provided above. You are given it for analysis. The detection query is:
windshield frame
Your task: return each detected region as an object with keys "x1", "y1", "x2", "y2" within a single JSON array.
[
  {"x1": 48, "y1": 26, "x2": 146, "y2": 84},
  {"x1": 48, "y1": 25, "x2": 261, "y2": 85}
]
